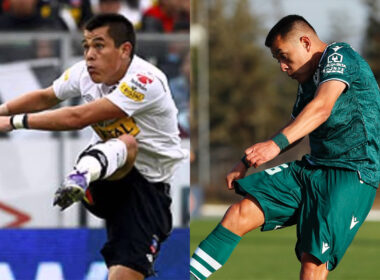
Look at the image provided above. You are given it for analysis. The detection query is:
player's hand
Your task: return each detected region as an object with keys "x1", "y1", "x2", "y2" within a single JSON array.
[
  {"x1": 226, "y1": 161, "x2": 248, "y2": 190},
  {"x1": 245, "y1": 140, "x2": 281, "y2": 168},
  {"x1": 0, "y1": 116, "x2": 12, "y2": 132}
]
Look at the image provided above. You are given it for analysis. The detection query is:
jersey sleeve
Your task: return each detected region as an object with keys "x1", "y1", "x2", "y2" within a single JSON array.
[
  {"x1": 106, "y1": 71, "x2": 167, "y2": 116},
  {"x1": 319, "y1": 44, "x2": 359, "y2": 89},
  {"x1": 52, "y1": 60, "x2": 85, "y2": 100}
]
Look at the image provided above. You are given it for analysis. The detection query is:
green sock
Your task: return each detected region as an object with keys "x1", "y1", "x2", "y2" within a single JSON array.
[{"x1": 190, "y1": 223, "x2": 242, "y2": 279}]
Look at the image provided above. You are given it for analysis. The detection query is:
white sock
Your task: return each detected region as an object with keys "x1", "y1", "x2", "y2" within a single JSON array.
[
  {"x1": 73, "y1": 139, "x2": 128, "y2": 183},
  {"x1": 75, "y1": 156, "x2": 102, "y2": 184}
]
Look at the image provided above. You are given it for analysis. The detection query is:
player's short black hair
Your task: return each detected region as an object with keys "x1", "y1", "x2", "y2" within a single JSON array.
[
  {"x1": 265, "y1": 15, "x2": 316, "y2": 48},
  {"x1": 84, "y1": 14, "x2": 135, "y2": 58}
]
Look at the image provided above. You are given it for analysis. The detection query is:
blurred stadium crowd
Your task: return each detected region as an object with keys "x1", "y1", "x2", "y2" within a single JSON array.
[
  {"x1": 0, "y1": 0, "x2": 190, "y2": 137},
  {"x1": 0, "y1": 0, "x2": 189, "y2": 32}
]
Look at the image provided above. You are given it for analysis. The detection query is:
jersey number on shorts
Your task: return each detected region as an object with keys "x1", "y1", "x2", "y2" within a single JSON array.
[
  {"x1": 92, "y1": 116, "x2": 140, "y2": 140},
  {"x1": 265, "y1": 164, "x2": 289, "y2": 175}
]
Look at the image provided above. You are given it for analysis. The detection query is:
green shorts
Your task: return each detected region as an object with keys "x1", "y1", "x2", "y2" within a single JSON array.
[{"x1": 234, "y1": 158, "x2": 376, "y2": 270}]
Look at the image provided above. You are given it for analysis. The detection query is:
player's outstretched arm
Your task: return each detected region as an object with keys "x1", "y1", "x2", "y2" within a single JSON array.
[
  {"x1": 0, "y1": 86, "x2": 62, "y2": 116},
  {"x1": 281, "y1": 80, "x2": 346, "y2": 144},
  {"x1": 244, "y1": 80, "x2": 346, "y2": 168},
  {"x1": 269, "y1": 118, "x2": 304, "y2": 153},
  {"x1": 0, "y1": 97, "x2": 126, "y2": 132}
]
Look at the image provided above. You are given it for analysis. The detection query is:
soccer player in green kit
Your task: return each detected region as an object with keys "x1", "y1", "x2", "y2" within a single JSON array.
[{"x1": 190, "y1": 15, "x2": 380, "y2": 280}]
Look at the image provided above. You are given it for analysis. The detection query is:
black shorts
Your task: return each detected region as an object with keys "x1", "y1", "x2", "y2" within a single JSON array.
[{"x1": 82, "y1": 167, "x2": 172, "y2": 277}]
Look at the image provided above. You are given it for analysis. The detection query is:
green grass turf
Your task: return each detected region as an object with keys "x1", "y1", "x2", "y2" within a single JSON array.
[{"x1": 190, "y1": 219, "x2": 380, "y2": 280}]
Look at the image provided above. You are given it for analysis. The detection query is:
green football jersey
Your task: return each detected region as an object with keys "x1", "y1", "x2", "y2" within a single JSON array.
[{"x1": 292, "y1": 42, "x2": 380, "y2": 187}]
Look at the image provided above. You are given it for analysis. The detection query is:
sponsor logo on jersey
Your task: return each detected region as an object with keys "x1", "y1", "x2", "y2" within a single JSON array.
[
  {"x1": 131, "y1": 78, "x2": 148, "y2": 91},
  {"x1": 323, "y1": 63, "x2": 346, "y2": 74},
  {"x1": 64, "y1": 69, "x2": 70, "y2": 81},
  {"x1": 324, "y1": 52, "x2": 346, "y2": 74},
  {"x1": 137, "y1": 73, "x2": 154, "y2": 84},
  {"x1": 327, "y1": 53, "x2": 343, "y2": 63},
  {"x1": 92, "y1": 116, "x2": 140, "y2": 140},
  {"x1": 322, "y1": 242, "x2": 330, "y2": 254},
  {"x1": 119, "y1": 82, "x2": 145, "y2": 101},
  {"x1": 323, "y1": 45, "x2": 348, "y2": 74}
]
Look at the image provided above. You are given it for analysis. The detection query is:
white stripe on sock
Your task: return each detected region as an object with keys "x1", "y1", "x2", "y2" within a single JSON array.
[
  {"x1": 194, "y1": 247, "x2": 222, "y2": 270},
  {"x1": 190, "y1": 258, "x2": 212, "y2": 278}
]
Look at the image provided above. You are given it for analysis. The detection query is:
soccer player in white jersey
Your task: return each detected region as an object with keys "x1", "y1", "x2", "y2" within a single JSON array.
[{"x1": 0, "y1": 14, "x2": 187, "y2": 280}]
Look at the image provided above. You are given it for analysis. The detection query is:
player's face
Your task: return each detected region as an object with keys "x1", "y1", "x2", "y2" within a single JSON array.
[
  {"x1": 270, "y1": 34, "x2": 313, "y2": 83},
  {"x1": 82, "y1": 26, "x2": 132, "y2": 85}
]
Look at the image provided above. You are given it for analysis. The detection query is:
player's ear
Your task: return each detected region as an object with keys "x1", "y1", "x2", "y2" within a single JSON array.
[
  {"x1": 120, "y1": 42, "x2": 132, "y2": 59},
  {"x1": 300, "y1": 36, "x2": 311, "y2": 52}
]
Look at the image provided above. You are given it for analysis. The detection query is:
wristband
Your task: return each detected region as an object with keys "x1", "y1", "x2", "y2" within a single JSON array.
[
  {"x1": 272, "y1": 133, "x2": 289, "y2": 151},
  {"x1": 241, "y1": 155, "x2": 250, "y2": 169},
  {"x1": 10, "y1": 114, "x2": 29, "y2": 129}
]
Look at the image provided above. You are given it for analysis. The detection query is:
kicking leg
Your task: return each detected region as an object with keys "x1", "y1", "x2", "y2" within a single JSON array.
[
  {"x1": 54, "y1": 134, "x2": 137, "y2": 210},
  {"x1": 190, "y1": 195, "x2": 264, "y2": 280},
  {"x1": 106, "y1": 134, "x2": 138, "y2": 180},
  {"x1": 75, "y1": 134, "x2": 137, "y2": 183},
  {"x1": 300, "y1": 253, "x2": 329, "y2": 280},
  {"x1": 220, "y1": 194, "x2": 265, "y2": 236}
]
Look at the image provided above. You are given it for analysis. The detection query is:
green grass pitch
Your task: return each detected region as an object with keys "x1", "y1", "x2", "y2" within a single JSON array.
[{"x1": 191, "y1": 219, "x2": 380, "y2": 279}]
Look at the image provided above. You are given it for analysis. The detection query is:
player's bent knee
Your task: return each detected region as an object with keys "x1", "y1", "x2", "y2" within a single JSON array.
[
  {"x1": 118, "y1": 134, "x2": 138, "y2": 155},
  {"x1": 117, "y1": 134, "x2": 138, "y2": 165},
  {"x1": 104, "y1": 135, "x2": 138, "y2": 180},
  {"x1": 221, "y1": 196, "x2": 264, "y2": 236}
]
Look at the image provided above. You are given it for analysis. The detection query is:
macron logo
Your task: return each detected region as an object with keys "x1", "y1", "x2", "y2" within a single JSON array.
[
  {"x1": 322, "y1": 242, "x2": 330, "y2": 254},
  {"x1": 350, "y1": 216, "x2": 359, "y2": 230}
]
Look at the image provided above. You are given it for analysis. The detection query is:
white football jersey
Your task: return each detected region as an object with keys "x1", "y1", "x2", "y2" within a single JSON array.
[{"x1": 53, "y1": 55, "x2": 187, "y2": 183}]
